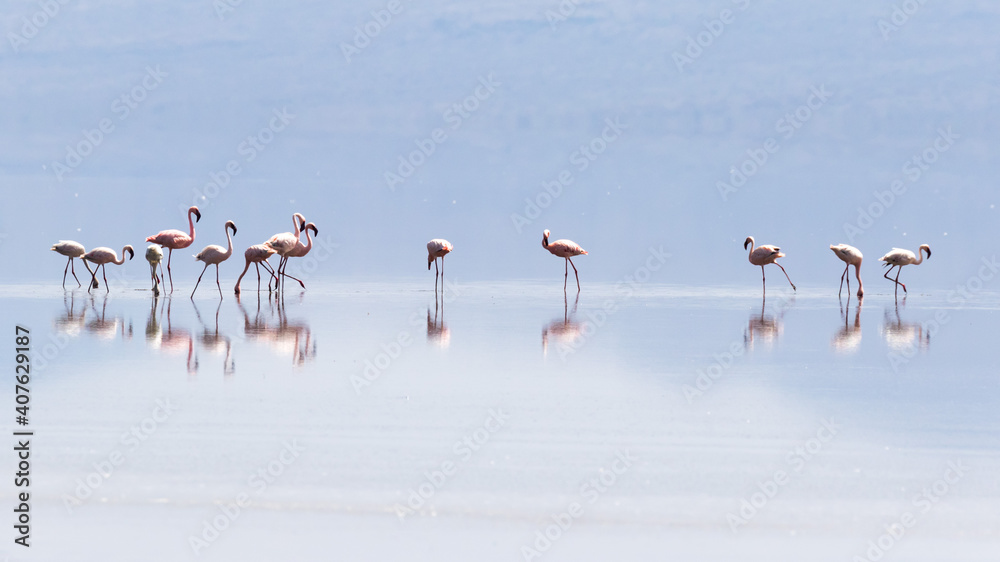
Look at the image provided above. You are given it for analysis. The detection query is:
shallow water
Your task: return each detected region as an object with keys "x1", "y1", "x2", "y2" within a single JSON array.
[{"x1": 2, "y1": 281, "x2": 998, "y2": 561}]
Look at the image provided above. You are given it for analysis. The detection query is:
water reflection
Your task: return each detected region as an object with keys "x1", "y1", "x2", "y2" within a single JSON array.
[
  {"x1": 54, "y1": 292, "x2": 87, "y2": 339},
  {"x1": 85, "y1": 295, "x2": 133, "y2": 341},
  {"x1": 882, "y1": 298, "x2": 930, "y2": 351},
  {"x1": 542, "y1": 293, "x2": 581, "y2": 357},
  {"x1": 236, "y1": 293, "x2": 316, "y2": 366},
  {"x1": 832, "y1": 296, "x2": 862, "y2": 354},
  {"x1": 193, "y1": 300, "x2": 235, "y2": 376},
  {"x1": 744, "y1": 295, "x2": 793, "y2": 351},
  {"x1": 148, "y1": 297, "x2": 199, "y2": 374},
  {"x1": 427, "y1": 289, "x2": 450, "y2": 348}
]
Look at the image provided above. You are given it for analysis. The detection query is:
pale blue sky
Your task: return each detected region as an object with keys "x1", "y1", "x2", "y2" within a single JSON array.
[{"x1": 1, "y1": 0, "x2": 997, "y2": 288}]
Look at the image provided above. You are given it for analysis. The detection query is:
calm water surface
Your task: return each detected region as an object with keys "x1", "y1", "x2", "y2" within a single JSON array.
[{"x1": 1, "y1": 282, "x2": 997, "y2": 561}]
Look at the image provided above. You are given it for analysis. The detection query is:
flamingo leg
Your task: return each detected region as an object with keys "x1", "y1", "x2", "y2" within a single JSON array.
[
  {"x1": 761, "y1": 265, "x2": 766, "y2": 295},
  {"x1": 191, "y1": 263, "x2": 209, "y2": 298},
  {"x1": 70, "y1": 258, "x2": 82, "y2": 287},
  {"x1": 279, "y1": 268, "x2": 307, "y2": 289},
  {"x1": 62, "y1": 257, "x2": 72, "y2": 288},
  {"x1": 261, "y1": 260, "x2": 278, "y2": 292},
  {"x1": 854, "y1": 264, "x2": 863, "y2": 299},
  {"x1": 895, "y1": 267, "x2": 906, "y2": 294},
  {"x1": 434, "y1": 257, "x2": 440, "y2": 285},
  {"x1": 775, "y1": 263, "x2": 796, "y2": 291},
  {"x1": 166, "y1": 248, "x2": 175, "y2": 293},
  {"x1": 215, "y1": 264, "x2": 222, "y2": 297},
  {"x1": 563, "y1": 258, "x2": 569, "y2": 290},
  {"x1": 568, "y1": 257, "x2": 580, "y2": 291},
  {"x1": 839, "y1": 264, "x2": 849, "y2": 297},
  {"x1": 101, "y1": 264, "x2": 110, "y2": 293},
  {"x1": 883, "y1": 265, "x2": 906, "y2": 294},
  {"x1": 85, "y1": 261, "x2": 98, "y2": 294}
]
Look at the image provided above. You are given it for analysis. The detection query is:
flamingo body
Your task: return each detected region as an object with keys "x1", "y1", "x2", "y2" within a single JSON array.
[
  {"x1": 542, "y1": 229, "x2": 587, "y2": 291},
  {"x1": 235, "y1": 244, "x2": 279, "y2": 294},
  {"x1": 744, "y1": 236, "x2": 795, "y2": 292},
  {"x1": 145, "y1": 206, "x2": 201, "y2": 292},
  {"x1": 82, "y1": 245, "x2": 134, "y2": 293},
  {"x1": 146, "y1": 244, "x2": 164, "y2": 295},
  {"x1": 830, "y1": 243, "x2": 864, "y2": 298},
  {"x1": 51, "y1": 240, "x2": 90, "y2": 288},
  {"x1": 427, "y1": 238, "x2": 453, "y2": 289},
  {"x1": 191, "y1": 220, "x2": 237, "y2": 298},
  {"x1": 879, "y1": 244, "x2": 930, "y2": 295},
  {"x1": 263, "y1": 213, "x2": 306, "y2": 291}
]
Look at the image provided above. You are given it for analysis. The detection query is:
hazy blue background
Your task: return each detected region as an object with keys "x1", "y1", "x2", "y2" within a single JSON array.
[{"x1": 1, "y1": 0, "x2": 997, "y2": 288}]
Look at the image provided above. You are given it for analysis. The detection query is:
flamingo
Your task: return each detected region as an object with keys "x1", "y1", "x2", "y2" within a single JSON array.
[
  {"x1": 542, "y1": 229, "x2": 588, "y2": 291},
  {"x1": 145, "y1": 244, "x2": 164, "y2": 296},
  {"x1": 744, "y1": 236, "x2": 795, "y2": 292},
  {"x1": 235, "y1": 244, "x2": 279, "y2": 295},
  {"x1": 280, "y1": 222, "x2": 318, "y2": 289},
  {"x1": 427, "y1": 239, "x2": 453, "y2": 287},
  {"x1": 81, "y1": 245, "x2": 134, "y2": 293},
  {"x1": 263, "y1": 213, "x2": 306, "y2": 291},
  {"x1": 51, "y1": 240, "x2": 93, "y2": 288},
  {"x1": 146, "y1": 206, "x2": 201, "y2": 293},
  {"x1": 191, "y1": 220, "x2": 237, "y2": 298},
  {"x1": 879, "y1": 245, "x2": 931, "y2": 296},
  {"x1": 830, "y1": 243, "x2": 863, "y2": 299}
]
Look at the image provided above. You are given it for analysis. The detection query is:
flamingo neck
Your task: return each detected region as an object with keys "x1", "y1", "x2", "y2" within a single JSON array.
[
  {"x1": 303, "y1": 228, "x2": 314, "y2": 252},
  {"x1": 542, "y1": 235, "x2": 549, "y2": 248},
  {"x1": 224, "y1": 226, "x2": 234, "y2": 257},
  {"x1": 188, "y1": 210, "x2": 197, "y2": 239}
]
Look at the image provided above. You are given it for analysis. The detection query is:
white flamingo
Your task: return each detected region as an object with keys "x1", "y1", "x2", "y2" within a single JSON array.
[
  {"x1": 81, "y1": 245, "x2": 134, "y2": 293},
  {"x1": 830, "y1": 243, "x2": 863, "y2": 299},
  {"x1": 51, "y1": 240, "x2": 93, "y2": 288},
  {"x1": 879, "y1": 245, "x2": 931, "y2": 296},
  {"x1": 192, "y1": 220, "x2": 237, "y2": 298},
  {"x1": 145, "y1": 244, "x2": 164, "y2": 296},
  {"x1": 542, "y1": 229, "x2": 588, "y2": 291},
  {"x1": 280, "y1": 222, "x2": 318, "y2": 289}
]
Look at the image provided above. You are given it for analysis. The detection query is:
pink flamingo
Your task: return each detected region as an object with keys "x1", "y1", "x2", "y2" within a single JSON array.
[
  {"x1": 191, "y1": 220, "x2": 237, "y2": 298},
  {"x1": 263, "y1": 213, "x2": 306, "y2": 291},
  {"x1": 427, "y1": 239, "x2": 453, "y2": 286},
  {"x1": 51, "y1": 240, "x2": 93, "y2": 288},
  {"x1": 81, "y1": 245, "x2": 134, "y2": 293},
  {"x1": 146, "y1": 206, "x2": 201, "y2": 293},
  {"x1": 830, "y1": 243, "x2": 863, "y2": 299},
  {"x1": 279, "y1": 222, "x2": 318, "y2": 289},
  {"x1": 744, "y1": 236, "x2": 795, "y2": 292},
  {"x1": 146, "y1": 244, "x2": 164, "y2": 296},
  {"x1": 235, "y1": 244, "x2": 279, "y2": 294},
  {"x1": 879, "y1": 245, "x2": 931, "y2": 296},
  {"x1": 542, "y1": 229, "x2": 588, "y2": 291}
]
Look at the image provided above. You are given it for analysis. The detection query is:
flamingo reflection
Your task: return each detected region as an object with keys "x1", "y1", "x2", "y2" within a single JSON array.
[
  {"x1": 149, "y1": 297, "x2": 198, "y2": 374},
  {"x1": 832, "y1": 296, "x2": 862, "y2": 353},
  {"x1": 193, "y1": 300, "x2": 235, "y2": 376},
  {"x1": 744, "y1": 295, "x2": 792, "y2": 351},
  {"x1": 542, "y1": 292, "x2": 581, "y2": 357},
  {"x1": 236, "y1": 293, "x2": 315, "y2": 366},
  {"x1": 53, "y1": 292, "x2": 87, "y2": 339},
  {"x1": 881, "y1": 298, "x2": 930, "y2": 351},
  {"x1": 85, "y1": 295, "x2": 133, "y2": 341}
]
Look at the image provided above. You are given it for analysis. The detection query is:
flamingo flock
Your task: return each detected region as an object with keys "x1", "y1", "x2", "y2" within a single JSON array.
[{"x1": 48, "y1": 207, "x2": 934, "y2": 299}]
